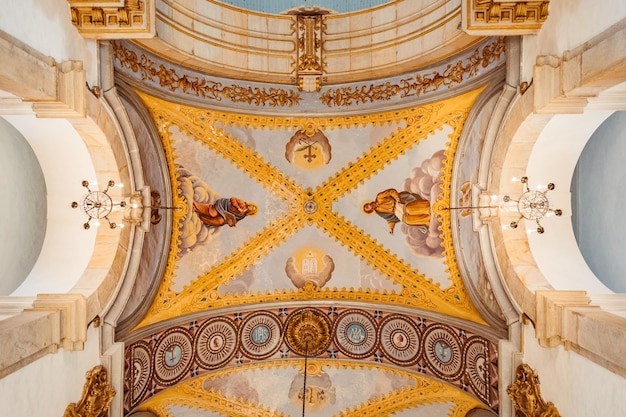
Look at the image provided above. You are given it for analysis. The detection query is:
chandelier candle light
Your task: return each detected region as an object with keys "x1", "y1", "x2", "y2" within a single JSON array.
[
  {"x1": 444, "y1": 176, "x2": 562, "y2": 234},
  {"x1": 71, "y1": 180, "x2": 126, "y2": 229},
  {"x1": 72, "y1": 181, "x2": 181, "y2": 229},
  {"x1": 503, "y1": 176, "x2": 562, "y2": 234}
]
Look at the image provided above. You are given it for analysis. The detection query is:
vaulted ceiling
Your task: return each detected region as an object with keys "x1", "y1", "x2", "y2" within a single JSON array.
[{"x1": 112, "y1": 2, "x2": 511, "y2": 416}]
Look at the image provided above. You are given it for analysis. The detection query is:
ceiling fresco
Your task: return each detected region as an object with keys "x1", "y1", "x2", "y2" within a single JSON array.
[
  {"x1": 134, "y1": 87, "x2": 487, "y2": 329},
  {"x1": 120, "y1": 82, "x2": 502, "y2": 416}
]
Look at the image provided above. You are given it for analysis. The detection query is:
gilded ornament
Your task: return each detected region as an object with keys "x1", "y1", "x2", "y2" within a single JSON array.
[
  {"x1": 472, "y1": 0, "x2": 549, "y2": 24},
  {"x1": 286, "y1": 8, "x2": 331, "y2": 91},
  {"x1": 507, "y1": 364, "x2": 561, "y2": 417},
  {"x1": 68, "y1": 0, "x2": 152, "y2": 39},
  {"x1": 64, "y1": 365, "x2": 115, "y2": 417},
  {"x1": 320, "y1": 38, "x2": 505, "y2": 107},
  {"x1": 285, "y1": 308, "x2": 331, "y2": 356},
  {"x1": 465, "y1": 1, "x2": 550, "y2": 35},
  {"x1": 112, "y1": 42, "x2": 301, "y2": 107}
]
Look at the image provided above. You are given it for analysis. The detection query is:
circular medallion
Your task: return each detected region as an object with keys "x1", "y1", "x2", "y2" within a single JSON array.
[
  {"x1": 334, "y1": 310, "x2": 377, "y2": 358},
  {"x1": 285, "y1": 308, "x2": 331, "y2": 356},
  {"x1": 195, "y1": 317, "x2": 238, "y2": 369},
  {"x1": 378, "y1": 315, "x2": 421, "y2": 365},
  {"x1": 464, "y1": 337, "x2": 490, "y2": 398},
  {"x1": 128, "y1": 341, "x2": 152, "y2": 404},
  {"x1": 239, "y1": 311, "x2": 282, "y2": 359},
  {"x1": 153, "y1": 328, "x2": 194, "y2": 386},
  {"x1": 303, "y1": 200, "x2": 318, "y2": 214},
  {"x1": 423, "y1": 325, "x2": 463, "y2": 379}
]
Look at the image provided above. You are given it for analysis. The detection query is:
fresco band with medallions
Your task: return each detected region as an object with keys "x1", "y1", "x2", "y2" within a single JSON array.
[{"x1": 124, "y1": 306, "x2": 498, "y2": 414}]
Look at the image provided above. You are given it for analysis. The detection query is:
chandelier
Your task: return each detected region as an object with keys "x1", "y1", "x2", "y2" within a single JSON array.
[
  {"x1": 503, "y1": 176, "x2": 562, "y2": 234},
  {"x1": 446, "y1": 176, "x2": 562, "y2": 234},
  {"x1": 72, "y1": 180, "x2": 180, "y2": 230},
  {"x1": 71, "y1": 180, "x2": 126, "y2": 229}
]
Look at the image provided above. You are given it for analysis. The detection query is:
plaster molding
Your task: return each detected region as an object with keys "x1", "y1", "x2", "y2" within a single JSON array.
[
  {"x1": 0, "y1": 29, "x2": 85, "y2": 117},
  {"x1": 32, "y1": 60, "x2": 87, "y2": 118},
  {"x1": 534, "y1": 18, "x2": 626, "y2": 114},
  {"x1": 0, "y1": 293, "x2": 89, "y2": 379},
  {"x1": 0, "y1": 31, "x2": 143, "y2": 381},
  {"x1": 29, "y1": 293, "x2": 88, "y2": 351},
  {"x1": 534, "y1": 290, "x2": 592, "y2": 348}
]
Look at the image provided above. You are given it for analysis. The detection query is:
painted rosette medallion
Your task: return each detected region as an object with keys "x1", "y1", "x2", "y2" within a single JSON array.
[
  {"x1": 129, "y1": 341, "x2": 152, "y2": 403},
  {"x1": 378, "y1": 315, "x2": 421, "y2": 365},
  {"x1": 464, "y1": 336, "x2": 491, "y2": 401},
  {"x1": 333, "y1": 310, "x2": 378, "y2": 358},
  {"x1": 195, "y1": 317, "x2": 238, "y2": 369},
  {"x1": 153, "y1": 328, "x2": 194, "y2": 386},
  {"x1": 423, "y1": 324, "x2": 464, "y2": 379},
  {"x1": 239, "y1": 311, "x2": 283, "y2": 359}
]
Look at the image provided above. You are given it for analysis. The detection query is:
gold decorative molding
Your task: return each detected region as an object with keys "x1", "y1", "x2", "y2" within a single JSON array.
[
  {"x1": 112, "y1": 42, "x2": 301, "y2": 107},
  {"x1": 67, "y1": 0, "x2": 155, "y2": 39},
  {"x1": 507, "y1": 364, "x2": 560, "y2": 417},
  {"x1": 292, "y1": 12, "x2": 327, "y2": 92},
  {"x1": 64, "y1": 365, "x2": 116, "y2": 417},
  {"x1": 320, "y1": 38, "x2": 504, "y2": 107},
  {"x1": 463, "y1": 1, "x2": 550, "y2": 35}
]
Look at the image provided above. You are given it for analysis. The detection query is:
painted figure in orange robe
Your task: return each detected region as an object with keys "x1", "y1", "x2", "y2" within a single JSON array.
[
  {"x1": 362, "y1": 188, "x2": 430, "y2": 235},
  {"x1": 193, "y1": 197, "x2": 257, "y2": 227}
]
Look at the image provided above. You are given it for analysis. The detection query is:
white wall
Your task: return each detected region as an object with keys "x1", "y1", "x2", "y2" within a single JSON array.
[
  {"x1": 0, "y1": 326, "x2": 102, "y2": 417},
  {"x1": 521, "y1": 323, "x2": 626, "y2": 417},
  {"x1": 0, "y1": 0, "x2": 98, "y2": 85},
  {"x1": 3, "y1": 115, "x2": 98, "y2": 296}
]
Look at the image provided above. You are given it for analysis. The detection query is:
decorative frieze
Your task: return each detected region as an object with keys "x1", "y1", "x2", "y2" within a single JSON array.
[
  {"x1": 320, "y1": 37, "x2": 505, "y2": 107},
  {"x1": 111, "y1": 42, "x2": 302, "y2": 107}
]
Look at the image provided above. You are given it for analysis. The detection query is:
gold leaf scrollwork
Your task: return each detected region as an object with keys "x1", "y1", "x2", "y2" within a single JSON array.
[
  {"x1": 64, "y1": 365, "x2": 116, "y2": 417},
  {"x1": 507, "y1": 364, "x2": 560, "y2": 417},
  {"x1": 285, "y1": 308, "x2": 331, "y2": 356},
  {"x1": 320, "y1": 38, "x2": 505, "y2": 107},
  {"x1": 112, "y1": 42, "x2": 301, "y2": 107}
]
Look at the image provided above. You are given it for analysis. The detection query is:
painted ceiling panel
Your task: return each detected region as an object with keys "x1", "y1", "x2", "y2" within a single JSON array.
[
  {"x1": 120, "y1": 64, "x2": 505, "y2": 415},
  {"x1": 132, "y1": 87, "x2": 488, "y2": 330}
]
